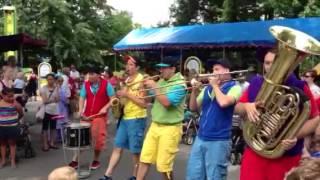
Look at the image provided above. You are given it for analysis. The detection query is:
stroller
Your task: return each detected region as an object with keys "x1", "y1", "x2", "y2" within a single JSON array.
[
  {"x1": 230, "y1": 115, "x2": 245, "y2": 165},
  {"x1": 182, "y1": 111, "x2": 199, "y2": 145},
  {"x1": 16, "y1": 123, "x2": 36, "y2": 159}
]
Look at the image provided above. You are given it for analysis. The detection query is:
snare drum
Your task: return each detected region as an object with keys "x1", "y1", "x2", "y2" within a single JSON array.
[{"x1": 65, "y1": 122, "x2": 91, "y2": 148}]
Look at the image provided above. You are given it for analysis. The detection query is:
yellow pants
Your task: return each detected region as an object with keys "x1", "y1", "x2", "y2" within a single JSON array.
[{"x1": 140, "y1": 122, "x2": 182, "y2": 172}]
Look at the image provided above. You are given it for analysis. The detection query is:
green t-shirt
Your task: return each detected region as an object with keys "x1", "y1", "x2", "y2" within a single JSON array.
[{"x1": 151, "y1": 72, "x2": 187, "y2": 124}]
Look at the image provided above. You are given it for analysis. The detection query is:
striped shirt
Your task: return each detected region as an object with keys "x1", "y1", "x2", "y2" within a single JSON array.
[{"x1": 0, "y1": 106, "x2": 18, "y2": 126}]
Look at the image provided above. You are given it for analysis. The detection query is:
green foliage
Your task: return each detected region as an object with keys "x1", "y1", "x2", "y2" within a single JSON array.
[
  {"x1": 300, "y1": 0, "x2": 320, "y2": 16},
  {"x1": 169, "y1": 0, "x2": 319, "y2": 25},
  {"x1": 0, "y1": 0, "x2": 134, "y2": 67}
]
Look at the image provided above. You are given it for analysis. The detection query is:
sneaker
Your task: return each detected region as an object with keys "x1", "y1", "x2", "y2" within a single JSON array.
[
  {"x1": 90, "y1": 160, "x2": 100, "y2": 170},
  {"x1": 68, "y1": 161, "x2": 78, "y2": 169},
  {"x1": 128, "y1": 176, "x2": 136, "y2": 180},
  {"x1": 99, "y1": 175, "x2": 112, "y2": 180}
]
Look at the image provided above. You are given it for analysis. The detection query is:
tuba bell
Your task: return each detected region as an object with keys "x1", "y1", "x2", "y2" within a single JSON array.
[{"x1": 243, "y1": 26, "x2": 320, "y2": 159}]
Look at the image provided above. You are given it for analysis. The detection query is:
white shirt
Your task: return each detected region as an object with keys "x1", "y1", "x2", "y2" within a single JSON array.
[
  {"x1": 70, "y1": 70, "x2": 80, "y2": 79},
  {"x1": 239, "y1": 81, "x2": 250, "y2": 93},
  {"x1": 40, "y1": 86, "x2": 59, "y2": 115},
  {"x1": 14, "y1": 79, "x2": 25, "y2": 89},
  {"x1": 309, "y1": 83, "x2": 320, "y2": 99}
]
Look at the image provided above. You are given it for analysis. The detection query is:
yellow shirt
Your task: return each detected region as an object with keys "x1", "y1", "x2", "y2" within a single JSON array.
[{"x1": 123, "y1": 73, "x2": 147, "y2": 119}]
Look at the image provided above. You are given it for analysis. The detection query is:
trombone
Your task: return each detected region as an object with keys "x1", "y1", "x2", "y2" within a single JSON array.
[
  {"x1": 139, "y1": 76, "x2": 247, "y2": 98},
  {"x1": 196, "y1": 69, "x2": 253, "y2": 78},
  {"x1": 125, "y1": 75, "x2": 160, "y2": 88},
  {"x1": 139, "y1": 68, "x2": 252, "y2": 92}
]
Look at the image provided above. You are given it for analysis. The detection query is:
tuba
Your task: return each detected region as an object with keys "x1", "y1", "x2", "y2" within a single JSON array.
[{"x1": 243, "y1": 26, "x2": 320, "y2": 159}]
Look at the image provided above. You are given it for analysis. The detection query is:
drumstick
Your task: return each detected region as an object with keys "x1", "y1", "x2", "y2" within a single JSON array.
[{"x1": 81, "y1": 112, "x2": 107, "y2": 121}]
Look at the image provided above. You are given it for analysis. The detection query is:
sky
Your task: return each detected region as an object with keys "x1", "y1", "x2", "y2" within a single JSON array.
[{"x1": 107, "y1": 0, "x2": 175, "y2": 27}]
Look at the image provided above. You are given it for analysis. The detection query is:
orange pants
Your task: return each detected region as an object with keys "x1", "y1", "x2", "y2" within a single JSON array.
[{"x1": 83, "y1": 117, "x2": 107, "y2": 151}]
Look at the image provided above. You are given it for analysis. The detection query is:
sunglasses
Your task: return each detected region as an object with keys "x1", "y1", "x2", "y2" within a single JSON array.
[{"x1": 304, "y1": 75, "x2": 312, "y2": 78}]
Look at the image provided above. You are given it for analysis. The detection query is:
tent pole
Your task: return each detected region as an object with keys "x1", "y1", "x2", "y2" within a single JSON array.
[
  {"x1": 19, "y1": 45, "x2": 23, "y2": 67},
  {"x1": 114, "y1": 53, "x2": 116, "y2": 71},
  {"x1": 161, "y1": 48, "x2": 163, "y2": 62},
  {"x1": 180, "y1": 48, "x2": 183, "y2": 73}
]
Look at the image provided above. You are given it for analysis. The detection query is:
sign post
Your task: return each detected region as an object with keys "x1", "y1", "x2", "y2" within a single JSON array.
[
  {"x1": 3, "y1": 6, "x2": 17, "y2": 59},
  {"x1": 38, "y1": 62, "x2": 52, "y2": 88}
]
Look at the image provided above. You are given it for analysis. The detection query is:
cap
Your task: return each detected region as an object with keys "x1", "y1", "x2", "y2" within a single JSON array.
[
  {"x1": 155, "y1": 56, "x2": 178, "y2": 68},
  {"x1": 209, "y1": 58, "x2": 231, "y2": 69}
]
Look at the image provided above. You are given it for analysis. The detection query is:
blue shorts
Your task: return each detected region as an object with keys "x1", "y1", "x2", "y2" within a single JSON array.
[{"x1": 114, "y1": 118, "x2": 146, "y2": 153}]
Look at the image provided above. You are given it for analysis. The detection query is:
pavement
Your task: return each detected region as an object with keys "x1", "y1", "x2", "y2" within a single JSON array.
[{"x1": 0, "y1": 101, "x2": 240, "y2": 180}]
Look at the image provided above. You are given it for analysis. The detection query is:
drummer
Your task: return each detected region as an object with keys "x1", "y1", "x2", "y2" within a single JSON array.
[{"x1": 69, "y1": 63, "x2": 115, "y2": 170}]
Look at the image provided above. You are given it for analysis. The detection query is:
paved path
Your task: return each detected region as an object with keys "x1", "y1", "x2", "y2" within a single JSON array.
[{"x1": 0, "y1": 101, "x2": 240, "y2": 180}]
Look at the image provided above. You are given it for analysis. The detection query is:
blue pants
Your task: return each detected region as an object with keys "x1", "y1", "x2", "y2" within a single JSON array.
[
  {"x1": 114, "y1": 118, "x2": 146, "y2": 153},
  {"x1": 186, "y1": 137, "x2": 231, "y2": 180}
]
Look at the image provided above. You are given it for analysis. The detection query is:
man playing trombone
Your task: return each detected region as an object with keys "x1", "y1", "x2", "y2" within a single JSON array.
[
  {"x1": 100, "y1": 56, "x2": 148, "y2": 180},
  {"x1": 186, "y1": 59, "x2": 242, "y2": 180},
  {"x1": 136, "y1": 56, "x2": 187, "y2": 180}
]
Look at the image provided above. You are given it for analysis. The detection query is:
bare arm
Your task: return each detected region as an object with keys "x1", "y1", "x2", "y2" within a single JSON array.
[
  {"x1": 79, "y1": 96, "x2": 85, "y2": 115},
  {"x1": 143, "y1": 80, "x2": 171, "y2": 108},
  {"x1": 126, "y1": 93, "x2": 147, "y2": 108},
  {"x1": 296, "y1": 115, "x2": 320, "y2": 139},
  {"x1": 117, "y1": 86, "x2": 147, "y2": 108},
  {"x1": 189, "y1": 87, "x2": 200, "y2": 112},
  {"x1": 212, "y1": 84, "x2": 236, "y2": 108},
  {"x1": 235, "y1": 103, "x2": 247, "y2": 116},
  {"x1": 153, "y1": 87, "x2": 171, "y2": 108},
  {"x1": 40, "y1": 89, "x2": 49, "y2": 104},
  {"x1": 98, "y1": 95, "x2": 115, "y2": 114},
  {"x1": 14, "y1": 101, "x2": 24, "y2": 119}
]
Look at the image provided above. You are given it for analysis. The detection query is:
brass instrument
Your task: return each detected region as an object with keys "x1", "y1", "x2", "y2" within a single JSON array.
[
  {"x1": 243, "y1": 26, "x2": 320, "y2": 159},
  {"x1": 110, "y1": 98, "x2": 121, "y2": 119},
  {"x1": 196, "y1": 68, "x2": 253, "y2": 78},
  {"x1": 126, "y1": 75, "x2": 160, "y2": 88},
  {"x1": 139, "y1": 69, "x2": 250, "y2": 92}
]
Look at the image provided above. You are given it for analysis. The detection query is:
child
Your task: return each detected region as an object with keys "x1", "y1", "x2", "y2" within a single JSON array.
[
  {"x1": 48, "y1": 166, "x2": 78, "y2": 180},
  {"x1": 285, "y1": 158, "x2": 320, "y2": 180},
  {"x1": 309, "y1": 135, "x2": 320, "y2": 158},
  {"x1": 0, "y1": 87, "x2": 23, "y2": 168}
]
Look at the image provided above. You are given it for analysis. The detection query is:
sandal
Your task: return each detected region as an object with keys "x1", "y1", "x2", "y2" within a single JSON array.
[
  {"x1": 49, "y1": 145, "x2": 59, "y2": 149},
  {"x1": 0, "y1": 162, "x2": 5, "y2": 168},
  {"x1": 42, "y1": 147, "x2": 49, "y2": 152}
]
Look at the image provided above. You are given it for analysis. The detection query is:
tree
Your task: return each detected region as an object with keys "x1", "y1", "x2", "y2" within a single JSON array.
[
  {"x1": 0, "y1": 0, "x2": 135, "y2": 67},
  {"x1": 170, "y1": 0, "x2": 200, "y2": 25},
  {"x1": 300, "y1": 0, "x2": 320, "y2": 16}
]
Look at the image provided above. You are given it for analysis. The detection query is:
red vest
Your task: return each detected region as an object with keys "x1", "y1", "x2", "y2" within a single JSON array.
[{"x1": 83, "y1": 79, "x2": 110, "y2": 116}]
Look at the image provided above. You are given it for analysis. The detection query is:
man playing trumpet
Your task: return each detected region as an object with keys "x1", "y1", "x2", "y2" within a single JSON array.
[
  {"x1": 137, "y1": 56, "x2": 187, "y2": 180},
  {"x1": 186, "y1": 59, "x2": 242, "y2": 180},
  {"x1": 100, "y1": 56, "x2": 148, "y2": 180}
]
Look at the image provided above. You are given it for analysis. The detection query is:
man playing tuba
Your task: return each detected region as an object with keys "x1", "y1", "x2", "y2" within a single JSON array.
[{"x1": 235, "y1": 48, "x2": 320, "y2": 180}]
